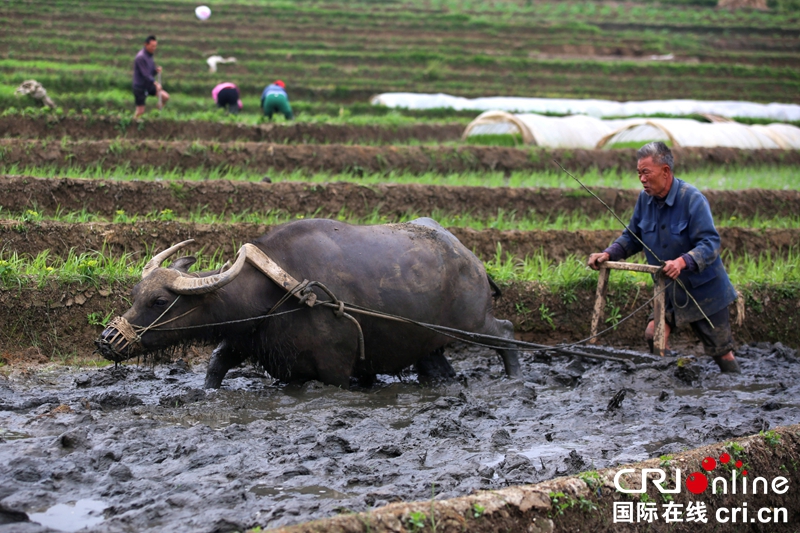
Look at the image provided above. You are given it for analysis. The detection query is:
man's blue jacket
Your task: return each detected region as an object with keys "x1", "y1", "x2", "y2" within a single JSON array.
[{"x1": 613, "y1": 177, "x2": 737, "y2": 326}]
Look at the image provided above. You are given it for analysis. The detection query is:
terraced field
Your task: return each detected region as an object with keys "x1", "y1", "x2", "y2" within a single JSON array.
[
  {"x1": 2, "y1": 148, "x2": 800, "y2": 530},
  {"x1": 2, "y1": 165, "x2": 799, "y2": 356},
  {"x1": 2, "y1": 1, "x2": 800, "y2": 532},
  {"x1": 2, "y1": 0, "x2": 799, "y2": 121}
]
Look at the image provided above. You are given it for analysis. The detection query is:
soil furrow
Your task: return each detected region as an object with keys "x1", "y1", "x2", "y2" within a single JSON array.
[
  {"x1": 2, "y1": 221, "x2": 797, "y2": 263},
  {"x1": 2, "y1": 140, "x2": 798, "y2": 176},
  {"x1": 1, "y1": 175, "x2": 798, "y2": 220},
  {"x1": 0, "y1": 117, "x2": 464, "y2": 145}
]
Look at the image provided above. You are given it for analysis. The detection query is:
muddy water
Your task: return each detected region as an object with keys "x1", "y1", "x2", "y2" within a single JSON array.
[{"x1": 0, "y1": 342, "x2": 798, "y2": 533}]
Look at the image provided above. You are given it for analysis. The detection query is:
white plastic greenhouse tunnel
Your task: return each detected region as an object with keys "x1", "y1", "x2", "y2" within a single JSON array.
[
  {"x1": 371, "y1": 93, "x2": 800, "y2": 122},
  {"x1": 461, "y1": 111, "x2": 800, "y2": 150},
  {"x1": 596, "y1": 118, "x2": 800, "y2": 149}
]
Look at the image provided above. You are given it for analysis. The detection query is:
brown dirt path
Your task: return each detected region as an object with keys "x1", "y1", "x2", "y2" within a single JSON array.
[
  {"x1": 1, "y1": 140, "x2": 798, "y2": 176},
  {"x1": 2, "y1": 221, "x2": 797, "y2": 262},
  {"x1": 0, "y1": 116, "x2": 464, "y2": 145},
  {"x1": 2, "y1": 175, "x2": 798, "y2": 220}
]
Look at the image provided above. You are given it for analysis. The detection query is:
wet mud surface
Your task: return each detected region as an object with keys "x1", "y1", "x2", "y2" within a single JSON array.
[
  {"x1": 4, "y1": 220, "x2": 798, "y2": 263},
  {"x1": 2, "y1": 139, "x2": 798, "y2": 177},
  {"x1": 3, "y1": 175, "x2": 799, "y2": 221},
  {"x1": 0, "y1": 116, "x2": 464, "y2": 145},
  {"x1": 1, "y1": 342, "x2": 798, "y2": 532}
]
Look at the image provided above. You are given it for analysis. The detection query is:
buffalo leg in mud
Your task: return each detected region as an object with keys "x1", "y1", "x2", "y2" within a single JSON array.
[
  {"x1": 204, "y1": 340, "x2": 245, "y2": 389},
  {"x1": 415, "y1": 347, "x2": 457, "y2": 381},
  {"x1": 493, "y1": 319, "x2": 521, "y2": 378}
]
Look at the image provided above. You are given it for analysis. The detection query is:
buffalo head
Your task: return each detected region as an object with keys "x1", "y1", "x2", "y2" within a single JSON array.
[{"x1": 95, "y1": 240, "x2": 247, "y2": 362}]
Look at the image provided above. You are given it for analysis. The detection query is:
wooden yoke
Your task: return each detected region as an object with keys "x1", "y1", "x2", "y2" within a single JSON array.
[
  {"x1": 242, "y1": 243, "x2": 317, "y2": 307},
  {"x1": 590, "y1": 261, "x2": 666, "y2": 356}
]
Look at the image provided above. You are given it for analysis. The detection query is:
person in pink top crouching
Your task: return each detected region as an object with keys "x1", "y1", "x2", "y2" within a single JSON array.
[{"x1": 212, "y1": 82, "x2": 242, "y2": 114}]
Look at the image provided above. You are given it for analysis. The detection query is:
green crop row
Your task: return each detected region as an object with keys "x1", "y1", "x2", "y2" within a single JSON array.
[
  {"x1": 3, "y1": 70, "x2": 792, "y2": 109},
  {"x1": 4, "y1": 50, "x2": 793, "y2": 83},
  {"x1": 5, "y1": 0, "x2": 797, "y2": 30},
  {"x1": 6, "y1": 164, "x2": 798, "y2": 191},
  {"x1": 485, "y1": 248, "x2": 800, "y2": 288},
  {"x1": 6, "y1": 22, "x2": 796, "y2": 69},
  {"x1": 5, "y1": 101, "x2": 799, "y2": 135},
  {"x1": 3, "y1": 205, "x2": 800, "y2": 231},
  {"x1": 1, "y1": 88, "x2": 481, "y2": 124},
  {"x1": 0, "y1": 248, "x2": 227, "y2": 288},
  {"x1": 6, "y1": 49, "x2": 797, "y2": 85},
  {"x1": 1, "y1": 247, "x2": 798, "y2": 290},
  {"x1": 399, "y1": 0, "x2": 800, "y2": 22},
  {"x1": 0, "y1": 104, "x2": 471, "y2": 130},
  {"x1": 2, "y1": 0, "x2": 798, "y2": 106}
]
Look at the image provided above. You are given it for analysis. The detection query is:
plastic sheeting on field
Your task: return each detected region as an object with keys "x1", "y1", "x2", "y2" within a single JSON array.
[
  {"x1": 752, "y1": 124, "x2": 800, "y2": 149},
  {"x1": 596, "y1": 119, "x2": 800, "y2": 149},
  {"x1": 371, "y1": 93, "x2": 800, "y2": 122},
  {"x1": 462, "y1": 111, "x2": 611, "y2": 148},
  {"x1": 462, "y1": 111, "x2": 800, "y2": 149}
]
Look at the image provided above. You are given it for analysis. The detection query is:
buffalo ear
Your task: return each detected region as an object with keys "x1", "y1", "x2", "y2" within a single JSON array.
[{"x1": 168, "y1": 256, "x2": 197, "y2": 273}]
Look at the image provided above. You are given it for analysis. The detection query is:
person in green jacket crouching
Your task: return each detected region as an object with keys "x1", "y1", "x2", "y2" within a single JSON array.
[{"x1": 261, "y1": 80, "x2": 293, "y2": 120}]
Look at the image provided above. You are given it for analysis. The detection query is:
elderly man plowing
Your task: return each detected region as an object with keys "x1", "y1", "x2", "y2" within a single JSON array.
[{"x1": 588, "y1": 142, "x2": 740, "y2": 373}]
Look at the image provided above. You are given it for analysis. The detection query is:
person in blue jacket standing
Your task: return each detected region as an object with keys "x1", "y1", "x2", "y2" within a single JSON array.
[
  {"x1": 260, "y1": 80, "x2": 293, "y2": 120},
  {"x1": 588, "y1": 141, "x2": 740, "y2": 373}
]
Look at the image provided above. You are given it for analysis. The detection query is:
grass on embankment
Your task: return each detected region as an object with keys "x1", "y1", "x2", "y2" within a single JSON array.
[
  {"x1": 5, "y1": 104, "x2": 798, "y2": 134},
  {"x1": 6, "y1": 164, "x2": 799, "y2": 190},
  {"x1": 0, "y1": 98, "x2": 474, "y2": 128},
  {"x1": 1, "y1": 248, "x2": 797, "y2": 290},
  {"x1": 3, "y1": 205, "x2": 800, "y2": 231}
]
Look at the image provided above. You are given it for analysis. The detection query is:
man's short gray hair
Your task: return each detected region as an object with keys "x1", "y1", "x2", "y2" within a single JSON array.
[{"x1": 637, "y1": 141, "x2": 673, "y2": 172}]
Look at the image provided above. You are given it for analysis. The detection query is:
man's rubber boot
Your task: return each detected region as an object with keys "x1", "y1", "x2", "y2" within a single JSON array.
[{"x1": 714, "y1": 352, "x2": 741, "y2": 373}]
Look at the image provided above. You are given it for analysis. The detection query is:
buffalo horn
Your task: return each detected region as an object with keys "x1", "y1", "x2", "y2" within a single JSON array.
[
  {"x1": 141, "y1": 239, "x2": 196, "y2": 279},
  {"x1": 167, "y1": 245, "x2": 248, "y2": 295}
]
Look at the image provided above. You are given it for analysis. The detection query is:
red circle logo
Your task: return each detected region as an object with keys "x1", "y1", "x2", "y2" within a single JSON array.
[
  {"x1": 686, "y1": 472, "x2": 709, "y2": 494},
  {"x1": 702, "y1": 457, "x2": 717, "y2": 471}
]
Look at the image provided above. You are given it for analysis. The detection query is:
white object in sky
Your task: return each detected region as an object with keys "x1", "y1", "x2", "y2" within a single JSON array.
[
  {"x1": 371, "y1": 93, "x2": 800, "y2": 122},
  {"x1": 195, "y1": 5, "x2": 211, "y2": 20}
]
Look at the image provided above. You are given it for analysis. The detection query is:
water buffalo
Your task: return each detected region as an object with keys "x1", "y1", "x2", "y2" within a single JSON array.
[{"x1": 96, "y1": 218, "x2": 520, "y2": 388}]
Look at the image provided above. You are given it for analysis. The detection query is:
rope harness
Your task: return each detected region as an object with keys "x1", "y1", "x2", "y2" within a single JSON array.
[
  {"x1": 104, "y1": 183, "x2": 704, "y2": 369},
  {"x1": 99, "y1": 297, "x2": 198, "y2": 358},
  {"x1": 106, "y1": 245, "x2": 663, "y2": 367}
]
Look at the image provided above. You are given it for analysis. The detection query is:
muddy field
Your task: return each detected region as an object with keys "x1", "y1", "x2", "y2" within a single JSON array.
[
  {"x1": 3, "y1": 175, "x2": 799, "y2": 221},
  {"x1": 3, "y1": 220, "x2": 798, "y2": 263},
  {"x1": 0, "y1": 117, "x2": 464, "y2": 145},
  {"x1": 1, "y1": 339, "x2": 798, "y2": 532},
  {"x1": 2, "y1": 108, "x2": 800, "y2": 533},
  {"x1": 2, "y1": 140, "x2": 799, "y2": 176}
]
